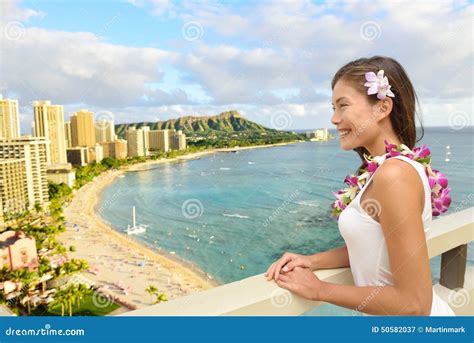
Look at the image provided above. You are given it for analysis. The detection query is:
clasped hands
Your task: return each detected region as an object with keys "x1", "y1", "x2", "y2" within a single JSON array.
[{"x1": 265, "y1": 252, "x2": 325, "y2": 301}]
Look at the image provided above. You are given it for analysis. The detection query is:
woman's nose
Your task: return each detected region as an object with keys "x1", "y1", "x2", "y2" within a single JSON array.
[{"x1": 331, "y1": 111, "x2": 341, "y2": 125}]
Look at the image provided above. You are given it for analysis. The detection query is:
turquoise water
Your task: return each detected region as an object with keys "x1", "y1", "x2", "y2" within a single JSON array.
[{"x1": 97, "y1": 127, "x2": 473, "y2": 290}]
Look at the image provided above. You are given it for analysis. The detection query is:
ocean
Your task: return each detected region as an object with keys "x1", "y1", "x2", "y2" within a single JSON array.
[{"x1": 97, "y1": 127, "x2": 473, "y2": 314}]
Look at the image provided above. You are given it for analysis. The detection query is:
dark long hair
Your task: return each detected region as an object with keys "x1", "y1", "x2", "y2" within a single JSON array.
[{"x1": 331, "y1": 56, "x2": 424, "y2": 172}]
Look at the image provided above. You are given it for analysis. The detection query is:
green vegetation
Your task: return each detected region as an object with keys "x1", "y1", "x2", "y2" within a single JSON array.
[
  {"x1": 48, "y1": 182, "x2": 73, "y2": 221},
  {"x1": 0, "y1": 182, "x2": 101, "y2": 316},
  {"x1": 115, "y1": 111, "x2": 267, "y2": 136},
  {"x1": 74, "y1": 157, "x2": 146, "y2": 188},
  {"x1": 187, "y1": 130, "x2": 302, "y2": 149},
  {"x1": 115, "y1": 110, "x2": 306, "y2": 148},
  {"x1": 145, "y1": 284, "x2": 168, "y2": 304},
  {"x1": 52, "y1": 258, "x2": 89, "y2": 278},
  {"x1": 31, "y1": 285, "x2": 119, "y2": 316}
]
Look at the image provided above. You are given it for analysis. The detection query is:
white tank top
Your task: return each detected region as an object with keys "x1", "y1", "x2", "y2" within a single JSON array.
[{"x1": 338, "y1": 155, "x2": 455, "y2": 316}]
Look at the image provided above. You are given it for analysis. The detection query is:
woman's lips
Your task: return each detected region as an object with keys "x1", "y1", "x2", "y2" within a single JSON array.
[{"x1": 338, "y1": 128, "x2": 352, "y2": 138}]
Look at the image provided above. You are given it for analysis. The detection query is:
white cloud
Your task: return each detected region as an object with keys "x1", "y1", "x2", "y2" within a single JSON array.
[
  {"x1": 2, "y1": 0, "x2": 473, "y2": 132},
  {"x1": 0, "y1": 0, "x2": 45, "y2": 22},
  {"x1": 173, "y1": 0, "x2": 472, "y2": 126},
  {"x1": 0, "y1": 27, "x2": 178, "y2": 107},
  {"x1": 127, "y1": 0, "x2": 176, "y2": 17}
]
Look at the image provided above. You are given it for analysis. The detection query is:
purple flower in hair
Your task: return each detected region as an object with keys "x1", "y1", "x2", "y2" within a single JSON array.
[{"x1": 364, "y1": 70, "x2": 395, "y2": 100}]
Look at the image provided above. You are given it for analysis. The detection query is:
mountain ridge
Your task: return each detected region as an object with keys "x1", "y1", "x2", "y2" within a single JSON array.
[{"x1": 114, "y1": 111, "x2": 276, "y2": 138}]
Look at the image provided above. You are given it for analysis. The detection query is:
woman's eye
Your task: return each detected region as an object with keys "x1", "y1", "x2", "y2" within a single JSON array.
[{"x1": 340, "y1": 104, "x2": 348, "y2": 108}]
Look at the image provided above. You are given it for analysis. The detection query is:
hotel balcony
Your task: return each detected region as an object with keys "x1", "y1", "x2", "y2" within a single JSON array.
[{"x1": 120, "y1": 207, "x2": 473, "y2": 316}]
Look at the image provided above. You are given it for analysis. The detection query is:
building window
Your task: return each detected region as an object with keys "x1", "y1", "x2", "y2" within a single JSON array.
[{"x1": 20, "y1": 248, "x2": 28, "y2": 264}]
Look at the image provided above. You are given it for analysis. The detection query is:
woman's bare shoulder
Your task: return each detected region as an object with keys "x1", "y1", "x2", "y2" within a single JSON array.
[{"x1": 372, "y1": 158, "x2": 424, "y2": 205}]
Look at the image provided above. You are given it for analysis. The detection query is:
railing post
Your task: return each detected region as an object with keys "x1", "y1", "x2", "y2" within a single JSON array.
[{"x1": 439, "y1": 244, "x2": 467, "y2": 289}]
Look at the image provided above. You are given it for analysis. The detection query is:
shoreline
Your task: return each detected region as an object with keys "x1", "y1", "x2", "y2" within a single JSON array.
[
  {"x1": 126, "y1": 140, "x2": 301, "y2": 171},
  {"x1": 59, "y1": 140, "x2": 301, "y2": 312}
]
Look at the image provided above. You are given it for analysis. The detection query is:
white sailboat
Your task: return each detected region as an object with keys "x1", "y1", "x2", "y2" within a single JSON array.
[
  {"x1": 445, "y1": 145, "x2": 451, "y2": 162},
  {"x1": 124, "y1": 206, "x2": 147, "y2": 235}
]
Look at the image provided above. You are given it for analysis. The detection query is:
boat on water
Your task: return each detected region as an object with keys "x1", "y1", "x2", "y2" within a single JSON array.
[{"x1": 124, "y1": 206, "x2": 147, "y2": 235}]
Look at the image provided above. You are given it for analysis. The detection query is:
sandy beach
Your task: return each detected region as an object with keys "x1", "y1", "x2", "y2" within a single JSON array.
[{"x1": 58, "y1": 141, "x2": 299, "y2": 313}]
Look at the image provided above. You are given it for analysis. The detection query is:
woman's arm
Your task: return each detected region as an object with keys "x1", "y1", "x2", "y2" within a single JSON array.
[
  {"x1": 276, "y1": 159, "x2": 434, "y2": 315},
  {"x1": 310, "y1": 245, "x2": 350, "y2": 270}
]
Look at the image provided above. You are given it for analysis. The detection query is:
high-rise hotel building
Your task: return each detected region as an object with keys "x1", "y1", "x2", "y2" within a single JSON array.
[
  {"x1": 0, "y1": 136, "x2": 49, "y2": 222},
  {"x1": 0, "y1": 95, "x2": 21, "y2": 139},
  {"x1": 100, "y1": 139, "x2": 127, "y2": 159},
  {"x1": 148, "y1": 129, "x2": 170, "y2": 152},
  {"x1": 64, "y1": 121, "x2": 72, "y2": 148},
  {"x1": 33, "y1": 100, "x2": 67, "y2": 164},
  {"x1": 126, "y1": 127, "x2": 149, "y2": 157},
  {"x1": 95, "y1": 119, "x2": 116, "y2": 144},
  {"x1": 171, "y1": 130, "x2": 187, "y2": 150},
  {"x1": 148, "y1": 129, "x2": 187, "y2": 152},
  {"x1": 70, "y1": 110, "x2": 96, "y2": 148}
]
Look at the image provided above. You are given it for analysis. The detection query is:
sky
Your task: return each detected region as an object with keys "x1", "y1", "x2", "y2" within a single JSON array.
[{"x1": 0, "y1": 0, "x2": 472, "y2": 133}]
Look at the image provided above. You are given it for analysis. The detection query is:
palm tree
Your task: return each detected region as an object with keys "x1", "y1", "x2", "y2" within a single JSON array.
[
  {"x1": 154, "y1": 292, "x2": 168, "y2": 304},
  {"x1": 61, "y1": 261, "x2": 77, "y2": 275},
  {"x1": 49, "y1": 289, "x2": 67, "y2": 316},
  {"x1": 0, "y1": 267, "x2": 11, "y2": 282},
  {"x1": 34, "y1": 202, "x2": 42, "y2": 213},
  {"x1": 145, "y1": 285, "x2": 158, "y2": 302},
  {"x1": 9, "y1": 269, "x2": 23, "y2": 283},
  {"x1": 21, "y1": 295, "x2": 34, "y2": 315},
  {"x1": 74, "y1": 284, "x2": 92, "y2": 308},
  {"x1": 74, "y1": 259, "x2": 89, "y2": 272},
  {"x1": 62, "y1": 285, "x2": 77, "y2": 317},
  {"x1": 10, "y1": 268, "x2": 36, "y2": 291}
]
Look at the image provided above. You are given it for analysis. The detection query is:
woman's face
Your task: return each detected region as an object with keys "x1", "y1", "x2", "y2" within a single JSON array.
[{"x1": 331, "y1": 78, "x2": 379, "y2": 151}]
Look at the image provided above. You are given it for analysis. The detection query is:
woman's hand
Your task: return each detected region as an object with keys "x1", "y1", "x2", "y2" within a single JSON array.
[
  {"x1": 265, "y1": 252, "x2": 316, "y2": 281},
  {"x1": 274, "y1": 266, "x2": 324, "y2": 301}
]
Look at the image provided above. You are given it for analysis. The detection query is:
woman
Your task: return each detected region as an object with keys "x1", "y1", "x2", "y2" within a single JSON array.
[{"x1": 265, "y1": 56, "x2": 455, "y2": 316}]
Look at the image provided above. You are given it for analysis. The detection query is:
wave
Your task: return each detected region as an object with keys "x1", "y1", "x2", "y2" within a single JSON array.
[
  {"x1": 295, "y1": 200, "x2": 320, "y2": 207},
  {"x1": 247, "y1": 162, "x2": 256, "y2": 165},
  {"x1": 223, "y1": 213, "x2": 250, "y2": 219},
  {"x1": 219, "y1": 167, "x2": 231, "y2": 170}
]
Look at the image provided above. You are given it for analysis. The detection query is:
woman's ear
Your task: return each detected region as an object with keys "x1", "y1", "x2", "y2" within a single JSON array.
[{"x1": 378, "y1": 98, "x2": 393, "y2": 119}]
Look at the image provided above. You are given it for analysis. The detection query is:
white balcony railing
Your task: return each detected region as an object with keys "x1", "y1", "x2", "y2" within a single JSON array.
[{"x1": 120, "y1": 207, "x2": 474, "y2": 316}]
